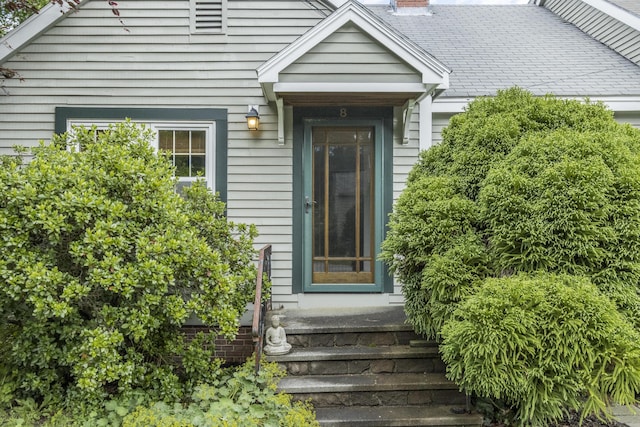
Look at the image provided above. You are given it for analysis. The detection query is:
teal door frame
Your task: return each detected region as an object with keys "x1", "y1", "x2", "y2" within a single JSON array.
[{"x1": 292, "y1": 107, "x2": 394, "y2": 294}]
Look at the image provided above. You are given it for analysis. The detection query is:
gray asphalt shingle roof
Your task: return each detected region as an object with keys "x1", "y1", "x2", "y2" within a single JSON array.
[{"x1": 369, "y1": 4, "x2": 640, "y2": 98}]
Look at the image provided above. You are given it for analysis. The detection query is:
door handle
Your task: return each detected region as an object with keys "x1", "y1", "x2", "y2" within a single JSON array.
[{"x1": 305, "y1": 196, "x2": 317, "y2": 214}]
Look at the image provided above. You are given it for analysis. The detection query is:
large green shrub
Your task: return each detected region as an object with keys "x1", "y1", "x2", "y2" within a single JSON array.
[
  {"x1": 381, "y1": 87, "x2": 640, "y2": 424},
  {"x1": 0, "y1": 122, "x2": 257, "y2": 408},
  {"x1": 382, "y1": 87, "x2": 640, "y2": 338},
  {"x1": 441, "y1": 274, "x2": 640, "y2": 426},
  {"x1": 480, "y1": 127, "x2": 640, "y2": 325}
]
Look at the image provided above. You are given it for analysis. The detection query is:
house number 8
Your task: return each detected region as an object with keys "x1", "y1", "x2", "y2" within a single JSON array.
[{"x1": 340, "y1": 108, "x2": 348, "y2": 118}]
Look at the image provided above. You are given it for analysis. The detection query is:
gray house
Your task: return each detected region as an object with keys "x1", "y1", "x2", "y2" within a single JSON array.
[{"x1": 2, "y1": 0, "x2": 640, "y2": 310}]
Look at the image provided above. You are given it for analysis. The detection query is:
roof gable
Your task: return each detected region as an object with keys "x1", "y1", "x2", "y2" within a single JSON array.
[
  {"x1": 280, "y1": 22, "x2": 423, "y2": 85},
  {"x1": 605, "y1": 0, "x2": 640, "y2": 17},
  {"x1": 257, "y1": 0, "x2": 450, "y2": 102}
]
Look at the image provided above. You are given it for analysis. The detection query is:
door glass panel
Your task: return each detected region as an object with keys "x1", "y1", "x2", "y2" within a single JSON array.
[
  {"x1": 311, "y1": 126, "x2": 374, "y2": 284},
  {"x1": 313, "y1": 140, "x2": 326, "y2": 267}
]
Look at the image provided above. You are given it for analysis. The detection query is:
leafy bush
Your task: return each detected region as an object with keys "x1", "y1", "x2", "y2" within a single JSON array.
[
  {"x1": 381, "y1": 88, "x2": 640, "y2": 424},
  {"x1": 441, "y1": 273, "x2": 640, "y2": 426},
  {"x1": 121, "y1": 360, "x2": 319, "y2": 427},
  {"x1": 0, "y1": 122, "x2": 257, "y2": 409},
  {"x1": 0, "y1": 361, "x2": 319, "y2": 427},
  {"x1": 382, "y1": 87, "x2": 640, "y2": 338},
  {"x1": 480, "y1": 127, "x2": 640, "y2": 325},
  {"x1": 408, "y1": 88, "x2": 617, "y2": 201}
]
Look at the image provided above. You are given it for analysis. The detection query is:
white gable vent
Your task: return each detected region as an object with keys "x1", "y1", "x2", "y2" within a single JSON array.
[{"x1": 190, "y1": 0, "x2": 227, "y2": 34}]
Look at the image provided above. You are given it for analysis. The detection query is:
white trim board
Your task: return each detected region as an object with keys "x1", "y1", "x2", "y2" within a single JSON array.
[{"x1": 432, "y1": 96, "x2": 640, "y2": 114}]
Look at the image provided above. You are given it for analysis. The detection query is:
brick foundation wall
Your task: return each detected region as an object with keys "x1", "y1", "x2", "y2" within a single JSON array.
[{"x1": 182, "y1": 325, "x2": 255, "y2": 365}]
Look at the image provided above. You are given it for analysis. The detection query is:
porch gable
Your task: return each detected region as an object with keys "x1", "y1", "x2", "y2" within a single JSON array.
[{"x1": 257, "y1": 0, "x2": 450, "y2": 105}]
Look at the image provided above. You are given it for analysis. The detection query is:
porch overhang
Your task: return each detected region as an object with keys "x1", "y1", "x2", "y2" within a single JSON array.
[
  {"x1": 263, "y1": 83, "x2": 442, "y2": 107},
  {"x1": 257, "y1": 1, "x2": 450, "y2": 144},
  {"x1": 257, "y1": 0, "x2": 450, "y2": 106}
]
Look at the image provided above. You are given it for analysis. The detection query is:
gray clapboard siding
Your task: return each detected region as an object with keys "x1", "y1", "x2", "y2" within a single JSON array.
[
  {"x1": 389, "y1": 107, "x2": 421, "y2": 304},
  {"x1": 280, "y1": 22, "x2": 421, "y2": 84},
  {"x1": 432, "y1": 113, "x2": 453, "y2": 146},
  {"x1": 0, "y1": 0, "x2": 333, "y2": 308},
  {"x1": 616, "y1": 112, "x2": 640, "y2": 127},
  {"x1": 544, "y1": 0, "x2": 640, "y2": 65}
]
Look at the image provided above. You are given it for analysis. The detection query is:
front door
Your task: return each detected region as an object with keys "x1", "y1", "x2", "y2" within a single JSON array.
[{"x1": 303, "y1": 120, "x2": 385, "y2": 292}]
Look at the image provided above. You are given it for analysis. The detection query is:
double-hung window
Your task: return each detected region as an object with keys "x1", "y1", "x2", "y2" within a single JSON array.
[
  {"x1": 157, "y1": 126, "x2": 213, "y2": 191},
  {"x1": 55, "y1": 107, "x2": 228, "y2": 201}
]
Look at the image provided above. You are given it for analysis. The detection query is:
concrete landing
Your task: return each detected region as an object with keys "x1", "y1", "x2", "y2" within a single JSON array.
[
  {"x1": 269, "y1": 305, "x2": 412, "y2": 334},
  {"x1": 612, "y1": 404, "x2": 640, "y2": 427}
]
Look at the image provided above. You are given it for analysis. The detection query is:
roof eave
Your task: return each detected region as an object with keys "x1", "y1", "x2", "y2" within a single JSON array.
[
  {"x1": 1, "y1": 0, "x2": 80, "y2": 64},
  {"x1": 432, "y1": 94, "x2": 640, "y2": 113},
  {"x1": 578, "y1": 0, "x2": 640, "y2": 31}
]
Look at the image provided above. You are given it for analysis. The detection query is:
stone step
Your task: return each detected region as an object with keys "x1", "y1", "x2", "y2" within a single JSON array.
[
  {"x1": 315, "y1": 405, "x2": 483, "y2": 427},
  {"x1": 275, "y1": 306, "x2": 412, "y2": 335},
  {"x1": 267, "y1": 345, "x2": 446, "y2": 375},
  {"x1": 287, "y1": 330, "x2": 425, "y2": 348},
  {"x1": 278, "y1": 373, "x2": 468, "y2": 407}
]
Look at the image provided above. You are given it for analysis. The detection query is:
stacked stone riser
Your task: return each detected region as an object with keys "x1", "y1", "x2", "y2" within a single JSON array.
[
  {"x1": 287, "y1": 330, "x2": 423, "y2": 348},
  {"x1": 265, "y1": 307, "x2": 483, "y2": 427},
  {"x1": 280, "y1": 356, "x2": 446, "y2": 376},
  {"x1": 293, "y1": 389, "x2": 467, "y2": 407}
]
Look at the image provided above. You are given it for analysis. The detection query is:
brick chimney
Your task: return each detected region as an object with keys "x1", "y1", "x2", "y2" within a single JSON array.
[
  {"x1": 392, "y1": 0, "x2": 431, "y2": 15},
  {"x1": 395, "y1": 0, "x2": 429, "y2": 7}
]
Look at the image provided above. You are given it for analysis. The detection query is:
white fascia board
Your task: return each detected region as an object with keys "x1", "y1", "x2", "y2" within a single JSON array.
[
  {"x1": 581, "y1": 0, "x2": 640, "y2": 32},
  {"x1": 432, "y1": 95, "x2": 640, "y2": 114},
  {"x1": 257, "y1": 0, "x2": 450, "y2": 85},
  {"x1": 589, "y1": 96, "x2": 640, "y2": 112},
  {"x1": 273, "y1": 82, "x2": 429, "y2": 93},
  {"x1": 1, "y1": 1, "x2": 77, "y2": 63},
  {"x1": 432, "y1": 97, "x2": 473, "y2": 113}
]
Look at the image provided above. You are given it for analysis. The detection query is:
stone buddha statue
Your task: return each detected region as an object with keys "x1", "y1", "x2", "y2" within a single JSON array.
[{"x1": 263, "y1": 315, "x2": 292, "y2": 355}]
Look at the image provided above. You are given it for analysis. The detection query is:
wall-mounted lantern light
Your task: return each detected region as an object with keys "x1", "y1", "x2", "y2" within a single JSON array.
[{"x1": 246, "y1": 105, "x2": 260, "y2": 131}]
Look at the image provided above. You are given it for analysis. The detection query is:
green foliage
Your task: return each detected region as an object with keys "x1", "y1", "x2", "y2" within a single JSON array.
[
  {"x1": 379, "y1": 176, "x2": 484, "y2": 337},
  {"x1": 441, "y1": 273, "x2": 640, "y2": 426},
  {"x1": 0, "y1": 361, "x2": 319, "y2": 426},
  {"x1": 1, "y1": 0, "x2": 48, "y2": 38},
  {"x1": 480, "y1": 127, "x2": 640, "y2": 325},
  {"x1": 381, "y1": 88, "x2": 640, "y2": 424},
  {"x1": 409, "y1": 88, "x2": 617, "y2": 200},
  {"x1": 383, "y1": 87, "x2": 640, "y2": 338},
  {"x1": 121, "y1": 360, "x2": 319, "y2": 427},
  {"x1": 0, "y1": 122, "x2": 257, "y2": 409}
]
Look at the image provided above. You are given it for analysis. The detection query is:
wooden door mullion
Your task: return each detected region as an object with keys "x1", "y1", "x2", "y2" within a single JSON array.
[
  {"x1": 323, "y1": 137, "x2": 330, "y2": 274},
  {"x1": 355, "y1": 133, "x2": 361, "y2": 274}
]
